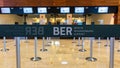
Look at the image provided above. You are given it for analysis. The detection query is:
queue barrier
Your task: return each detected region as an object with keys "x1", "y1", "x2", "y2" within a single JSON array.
[
  {"x1": 0, "y1": 24, "x2": 120, "y2": 37},
  {"x1": 0, "y1": 23, "x2": 118, "y2": 68}
]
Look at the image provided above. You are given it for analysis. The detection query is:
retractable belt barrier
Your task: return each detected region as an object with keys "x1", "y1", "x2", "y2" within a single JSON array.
[
  {"x1": 0, "y1": 23, "x2": 120, "y2": 37},
  {"x1": 0, "y1": 23, "x2": 118, "y2": 68}
]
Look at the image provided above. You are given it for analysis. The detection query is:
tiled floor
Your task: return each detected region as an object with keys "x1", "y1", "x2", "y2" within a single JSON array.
[{"x1": 0, "y1": 38, "x2": 120, "y2": 68}]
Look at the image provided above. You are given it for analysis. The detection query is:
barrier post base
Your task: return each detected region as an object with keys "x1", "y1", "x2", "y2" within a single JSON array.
[
  {"x1": 45, "y1": 44, "x2": 51, "y2": 46},
  {"x1": 96, "y1": 42, "x2": 101, "y2": 43},
  {"x1": 72, "y1": 41, "x2": 76, "y2": 43},
  {"x1": 48, "y1": 41, "x2": 52, "y2": 43},
  {"x1": 79, "y1": 49, "x2": 86, "y2": 52},
  {"x1": 86, "y1": 57, "x2": 97, "y2": 62},
  {"x1": 104, "y1": 45, "x2": 110, "y2": 47},
  {"x1": 40, "y1": 49, "x2": 48, "y2": 52},
  {"x1": 117, "y1": 50, "x2": 120, "y2": 52},
  {"x1": 76, "y1": 45, "x2": 82, "y2": 46},
  {"x1": 30, "y1": 57, "x2": 41, "y2": 61},
  {"x1": 2, "y1": 41, "x2": 7, "y2": 43},
  {"x1": 1, "y1": 49, "x2": 9, "y2": 52}
]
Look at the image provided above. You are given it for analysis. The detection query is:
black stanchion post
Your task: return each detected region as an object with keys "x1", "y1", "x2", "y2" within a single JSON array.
[
  {"x1": 86, "y1": 37, "x2": 97, "y2": 62},
  {"x1": 31, "y1": 37, "x2": 41, "y2": 61}
]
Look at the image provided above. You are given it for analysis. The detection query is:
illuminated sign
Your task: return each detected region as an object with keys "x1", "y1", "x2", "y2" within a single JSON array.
[
  {"x1": 98, "y1": 7, "x2": 108, "y2": 13},
  {"x1": 75, "y1": 7, "x2": 84, "y2": 13},
  {"x1": 1, "y1": 8, "x2": 11, "y2": 13},
  {"x1": 60, "y1": 7, "x2": 70, "y2": 13},
  {"x1": 23, "y1": 7, "x2": 33, "y2": 13},
  {"x1": 37, "y1": 7, "x2": 47, "y2": 13}
]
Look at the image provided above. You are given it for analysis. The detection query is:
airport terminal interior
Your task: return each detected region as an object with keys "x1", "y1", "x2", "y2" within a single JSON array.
[
  {"x1": 0, "y1": 12, "x2": 120, "y2": 68},
  {"x1": 0, "y1": 0, "x2": 120, "y2": 68},
  {"x1": 0, "y1": 14, "x2": 114, "y2": 25}
]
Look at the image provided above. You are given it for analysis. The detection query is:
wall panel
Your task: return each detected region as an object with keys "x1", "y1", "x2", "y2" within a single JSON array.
[
  {"x1": 3, "y1": 0, "x2": 119, "y2": 6},
  {"x1": 0, "y1": 0, "x2": 3, "y2": 6}
]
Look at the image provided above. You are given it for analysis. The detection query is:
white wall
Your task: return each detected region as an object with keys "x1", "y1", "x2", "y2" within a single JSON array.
[
  {"x1": 0, "y1": 14, "x2": 23, "y2": 24},
  {"x1": 92, "y1": 14, "x2": 114, "y2": 25},
  {"x1": 86, "y1": 14, "x2": 114, "y2": 25}
]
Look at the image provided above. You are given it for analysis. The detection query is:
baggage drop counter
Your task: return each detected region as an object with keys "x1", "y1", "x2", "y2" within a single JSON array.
[{"x1": 0, "y1": 6, "x2": 118, "y2": 68}]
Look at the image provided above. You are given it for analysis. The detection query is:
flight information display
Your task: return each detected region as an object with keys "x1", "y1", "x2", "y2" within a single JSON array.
[
  {"x1": 1, "y1": 8, "x2": 11, "y2": 13},
  {"x1": 98, "y1": 7, "x2": 108, "y2": 13},
  {"x1": 60, "y1": 7, "x2": 70, "y2": 13},
  {"x1": 23, "y1": 7, "x2": 33, "y2": 13},
  {"x1": 75, "y1": 7, "x2": 84, "y2": 13},
  {"x1": 0, "y1": 6, "x2": 117, "y2": 14},
  {"x1": 37, "y1": 7, "x2": 47, "y2": 13}
]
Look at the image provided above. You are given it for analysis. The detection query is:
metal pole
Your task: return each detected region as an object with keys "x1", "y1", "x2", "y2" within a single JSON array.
[
  {"x1": 31, "y1": 37, "x2": 41, "y2": 61},
  {"x1": 24, "y1": 37, "x2": 28, "y2": 43},
  {"x1": 117, "y1": 39, "x2": 120, "y2": 52},
  {"x1": 3, "y1": 36, "x2": 6, "y2": 51},
  {"x1": 14, "y1": 37, "x2": 17, "y2": 46},
  {"x1": 90, "y1": 38, "x2": 93, "y2": 57},
  {"x1": 45, "y1": 37, "x2": 51, "y2": 46},
  {"x1": 109, "y1": 37, "x2": 114, "y2": 68},
  {"x1": 76, "y1": 37, "x2": 81, "y2": 46},
  {"x1": 48, "y1": 37, "x2": 51, "y2": 43},
  {"x1": 16, "y1": 37, "x2": 21, "y2": 68},
  {"x1": 86, "y1": 37, "x2": 97, "y2": 62},
  {"x1": 117, "y1": 37, "x2": 120, "y2": 52},
  {"x1": 40, "y1": 37, "x2": 47, "y2": 52},
  {"x1": 1, "y1": 36, "x2": 9, "y2": 52},
  {"x1": 79, "y1": 37, "x2": 86, "y2": 52},
  {"x1": 35, "y1": 37, "x2": 37, "y2": 58},
  {"x1": 72, "y1": 37, "x2": 76, "y2": 43},
  {"x1": 97, "y1": 37, "x2": 101, "y2": 43},
  {"x1": 105, "y1": 37, "x2": 110, "y2": 47}
]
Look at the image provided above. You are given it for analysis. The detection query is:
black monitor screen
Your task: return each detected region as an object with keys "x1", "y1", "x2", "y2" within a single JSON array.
[
  {"x1": 1, "y1": 8, "x2": 11, "y2": 13},
  {"x1": 75, "y1": 7, "x2": 84, "y2": 13},
  {"x1": 37, "y1": 7, "x2": 47, "y2": 13},
  {"x1": 60, "y1": 7, "x2": 70, "y2": 13},
  {"x1": 11, "y1": 7, "x2": 23, "y2": 14},
  {"x1": 98, "y1": 7, "x2": 108, "y2": 13},
  {"x1": 23, "y1": 7, "x2": 33, "y2": 13}
]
